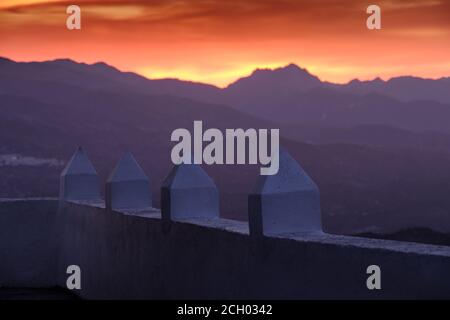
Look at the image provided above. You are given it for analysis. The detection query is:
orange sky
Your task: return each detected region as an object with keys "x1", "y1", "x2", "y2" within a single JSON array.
[{"x1": 0, "y1": 0, "x2": 449, "y2": 87}]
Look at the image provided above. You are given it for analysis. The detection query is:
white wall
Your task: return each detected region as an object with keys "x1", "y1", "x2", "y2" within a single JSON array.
[
  {"x1": 1, "y1": 199, "x2": 450, "y2": 299},
  {"x1": 0, "y1": 199, "x2": 58, "y2": 288},
  {"x1": 58, "y1": 200, "x2": 450, "y2": 299}
]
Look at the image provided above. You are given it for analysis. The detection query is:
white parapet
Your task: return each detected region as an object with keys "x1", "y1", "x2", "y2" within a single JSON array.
[
  {"x1": 249, "y1": 148, "x2": 322, "y2": 236},
  {"x1": 161, "y1": 164, "x2": 219, "y2": 220},
  {"x1": 106, "y1": 152, "x2": 151, "y2": 210},
  {"x1": 59, "y1": 147, "x2": 101, "y2": 202}
]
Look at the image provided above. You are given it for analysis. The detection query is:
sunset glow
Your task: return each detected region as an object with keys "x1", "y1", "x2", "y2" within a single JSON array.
[{"x1": 1, "y1": 0, "x2": 449, "y2": 87}]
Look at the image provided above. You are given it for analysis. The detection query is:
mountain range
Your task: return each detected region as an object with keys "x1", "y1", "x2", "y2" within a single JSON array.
[
  {"x1": 1, "y1": 56, "x2": 450, "y2": 235},
  {"x1": 3, "y1": 56, "x2": 450, "y2": 133}
]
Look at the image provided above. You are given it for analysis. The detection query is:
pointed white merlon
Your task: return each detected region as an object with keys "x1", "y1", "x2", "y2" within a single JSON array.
[
  {"x1": 248, "y1": 148, "x2": 322, "y2": 236},
  {"x1": 161, "y1": 164, "x2": 219, "y2": 220},
  {"x1": 59, "y1": 147, "x2": 101, "y2": 201},
  {"x1": 106, "y1": 152, "x2": 151, "y2": 210}
]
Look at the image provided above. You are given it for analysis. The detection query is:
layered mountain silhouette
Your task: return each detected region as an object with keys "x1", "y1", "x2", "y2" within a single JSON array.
[
  {"x1": 338, "y1": 76, "x2": 450, "y2": 105},
  {"x1": 1, "y1": 57, "x2": 450, "y2": 235},
  {"x1": 6, "y1": 56, "x2": 450, "y2": 133}
]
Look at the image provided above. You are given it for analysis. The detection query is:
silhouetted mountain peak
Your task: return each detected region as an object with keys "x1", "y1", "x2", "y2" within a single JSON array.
[
  {"x1": 0, "y1": 56, "x2": 13, "y2": 64},
  {"x1": 48, "y1": 58, "x2": 78, "y2": 65},
  {"x1": 250, "y1": 63, "x2": 317, "y2": 79},
  {"x1": 90, "y1": 61, "x2": 120, "y2": 72},
  {"x1": 227, "y1": 63, "x2": 321, "y2": 94},
  {"x1": 346, "y1": 77, "x2": 385, "y2": 86},
  {"x1": 348, "y1": 79, "x2": 361, "y2": 85},
  {"x1": 47, "y1": 59, "x2": 121, "y2": 74},
  {"x1": 285, "y1": 63, "x2": 302, "y2": 70},
  {"x1": 372, "y1": 77, "x2": 384, "y2": 83}
]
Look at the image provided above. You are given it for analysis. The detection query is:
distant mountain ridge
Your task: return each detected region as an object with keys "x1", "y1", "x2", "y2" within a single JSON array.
[
  {"x1": 2, "y1": 56, "x2": 450, "y2": 133},
  {"x1": 0, "y1": 57, "x2": 221, "y2": 103},
  {"x1": 2, "y1": 57, "x2": 450, "y2": 104},
  {"x1": 334, "y1": 75, "x2": 450, "y2": 104}
]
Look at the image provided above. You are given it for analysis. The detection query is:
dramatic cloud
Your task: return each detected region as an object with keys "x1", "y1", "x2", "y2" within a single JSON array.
[{"x1": 0, "y1": 0, "x2": 449, "y2": 86}]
